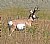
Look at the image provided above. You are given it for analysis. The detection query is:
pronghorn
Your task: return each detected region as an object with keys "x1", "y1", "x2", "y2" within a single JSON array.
[
  {"x1": 8, "y1": 7, "x2": 39, "y2": 36},
  {"x1": 8, "y1": 17, "x2": 33, "y2": 36},
  {"x1": 28, "y1": 7, "x2": 39, "y2": 20}
]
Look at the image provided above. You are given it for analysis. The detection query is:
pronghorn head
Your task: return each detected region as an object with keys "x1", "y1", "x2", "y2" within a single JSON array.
[
  {"x1": 30, "y1": 10, "x2": 33, "y2": 14},
  {"x1": 29, "y1": 7, "x2": 39, "y2": 21}
]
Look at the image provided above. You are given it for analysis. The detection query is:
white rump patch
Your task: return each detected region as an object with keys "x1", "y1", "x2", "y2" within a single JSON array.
[
  {"x1": 8, "y1": 21, "x2": 13, "y2": 26},
  {"x1": 17, "y1": 24, "x2": 25, "y2": 30}
]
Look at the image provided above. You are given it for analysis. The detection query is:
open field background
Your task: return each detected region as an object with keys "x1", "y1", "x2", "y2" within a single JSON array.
[
  {"x1": 0, "y1": 7, "x2": 50, "y2": 44},
  {"x1": 0, "y1": 0, "x2": 50, "y2": 44}
]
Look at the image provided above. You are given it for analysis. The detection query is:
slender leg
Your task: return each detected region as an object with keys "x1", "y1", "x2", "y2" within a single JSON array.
[
  {"x1": 9, "y1": 26, "x2": 11, "y2": 31},
  {"x1": 9, "y1": 27, "x2": 16, "y2": 36},
  {"x1": 15, "y1": 28, "x2": 16, "y2": 31},
  {"x1": 9, "y1": 29, "x2": 14, "y2": 36},
  {"x1": 8, "y1": 26, "x2": 11, "y2": 35}
]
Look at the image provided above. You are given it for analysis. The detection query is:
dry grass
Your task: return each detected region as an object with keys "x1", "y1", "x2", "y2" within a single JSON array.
[{"x1": 0, "y1": 7, "x2": 50, "y2": 44}]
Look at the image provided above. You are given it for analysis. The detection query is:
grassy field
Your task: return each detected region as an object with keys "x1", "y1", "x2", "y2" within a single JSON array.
[{"x1": 0, "y1": 7, "x2": 50, "y2": 44}]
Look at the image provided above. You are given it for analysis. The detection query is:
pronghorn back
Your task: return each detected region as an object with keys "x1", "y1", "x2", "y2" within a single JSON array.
[{"x1": 12, "y1": 18, "x2": 32, "y2": 27}]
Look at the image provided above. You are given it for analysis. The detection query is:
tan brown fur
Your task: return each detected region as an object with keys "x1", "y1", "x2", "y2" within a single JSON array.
[{"x1": 9, "y1": 18, "x2": 33, "y2": 36}]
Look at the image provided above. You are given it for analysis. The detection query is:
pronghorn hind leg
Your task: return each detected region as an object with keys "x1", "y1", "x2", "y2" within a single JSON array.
[
  {"x1": 15, "y1": 26, "x2": 17, "y2": 31},
  {"x1": 9, "y1": 27, "x2": 16, "y2": 36},
  {"x1": 8, "y1": 23, "x2": 11, "y2": 31},
  {"x1": 8, "y1": 26, "x2": 11, "y2": 35},
  {"x1": 15, "y1": 28, "x2": 17, "y2": 31},
  {"x1": 9, "y1": 30, "x2": 14, "y2": 36}
]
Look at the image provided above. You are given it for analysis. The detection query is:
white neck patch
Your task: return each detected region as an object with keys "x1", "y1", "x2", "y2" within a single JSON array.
[{"x1": 33, "y1": 15, "x2": 36, "y2": 18}]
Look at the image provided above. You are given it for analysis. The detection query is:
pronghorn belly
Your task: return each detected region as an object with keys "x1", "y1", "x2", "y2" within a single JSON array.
[{"x1": 17, "y1": 24, "x2": 25, "y2": 30}]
